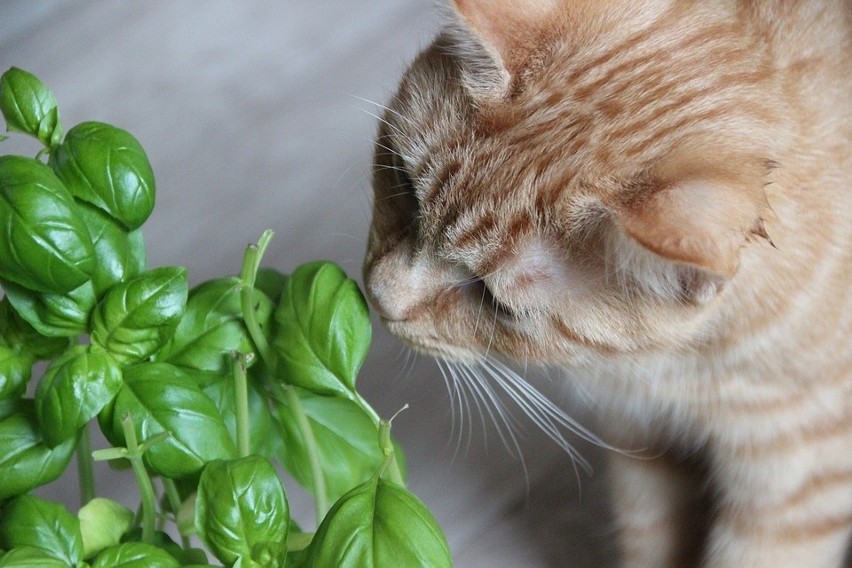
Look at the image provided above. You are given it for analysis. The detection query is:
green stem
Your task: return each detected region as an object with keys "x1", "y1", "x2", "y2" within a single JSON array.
[
  {"x1": 76, "y1": 424, "x2": 95, "y2": 506},
  {"x1": 233, "y1": 353, "x2": 251, "y2": 458},
  {"x1": 121, "y1": 414, "x2": 157, "y2": 545},
  {"x1": 162, "y1": 478, "x2": 190, "y2": 548},
  {"x1": 240, "y1": 231, "x2": 276, "y2": 370},
  {"x1": 280, "y1": 385, "x2": 328, "y2": 523},
  {"x1": 377, "y1": 416, "x2": 406, "y2": 487}
]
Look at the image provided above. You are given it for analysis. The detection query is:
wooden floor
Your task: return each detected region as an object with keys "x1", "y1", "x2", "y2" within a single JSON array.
[{"x1": 0, "y1": 2, "x2": 616, "y2": 566}]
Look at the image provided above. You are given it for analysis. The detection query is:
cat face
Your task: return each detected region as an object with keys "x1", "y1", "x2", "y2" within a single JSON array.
[{"x1": 364, "y1": 0, "x2": 781, "y2": 367}]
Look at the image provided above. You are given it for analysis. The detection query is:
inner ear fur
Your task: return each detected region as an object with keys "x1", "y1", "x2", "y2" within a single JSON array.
[
  {"x1": 607, "y1": 160, "x2": 772, "y2": 302},
  {"x1": 442, "y1": 0, "x2": 562, "y2": 98}
]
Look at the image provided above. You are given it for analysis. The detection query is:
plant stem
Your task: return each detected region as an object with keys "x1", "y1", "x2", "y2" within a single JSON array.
[
  {"x1": 377, "y1": 417, "x2": 406, "y2": 487},
  {"x1": 240, "y1": 231, "x2": 332, "y2": 520},
  {"x1": 162, "y1": 478, "x2": 190, "y2": 548},
  {"x1": 233, "y1": 353, "x2": 251, "y2": 458},
  {"x1": 280, "y1": 385, "x2": 328, "y2": 523},
  {"x1": 240, "y1": 231, "x2": 276, "y2": 370},
  {"x1": 359, "y1": 395, "x2": 405, "y2": 488},
  {"x1": 76, "y1": 424, "x2": 95, "y2": 506},
  {"x1": 121, "y1": 414, "x2": 157, "y2": 545}
]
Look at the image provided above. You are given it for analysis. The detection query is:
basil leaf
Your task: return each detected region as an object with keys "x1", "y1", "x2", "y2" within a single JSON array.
[
  {"x1": 76, "y1": 200, "x2": 146, "y2": 296},
  {"x1": 0, "y1": 494, "x2": 83, "y2": 566},
  {"x1": 272, "y1": 262, "x2": 371, "y2": 398},
  {"x1": 91, "y1": 543, "x2": 180, "y2": 568},
  {"x1": 0, "y1": 397, "x2": 20, "y2": 421},
  {"x1": 111, "y1": 362, "x2": 237, "y2": 478},
  {"x1": 49, "y1": 121, "x2": 155, "y2": 230},
  {"x1": 121, "y1": 530, "x2": 209, "y2": 566},
  {"x1": 196, "y1": 456, "x2": 289, "y2": 567},
  {"x1": 78, "y1": 497, "x2": 134, "y2": 559},
  {"x1": 0, "y1": 298, "x2": 69, "y2": 360},
  {"x1": 90, "y1": 267, "x2": 188, "y2": 365},
  {"x1": 275, "y1": 387, "x2": 384, "y2": 505},
  {"x1": 0, "y1": 547, "x2": 70, "y2": 567},
  {"x1": 0, "y1": 345, "x2": 31, "y2": 401},
  {"x1": 0, "y1": 67, "x2": 63, "y2": 148},
  {"x1": 203, "y1": 373, "x2": 282, "y2": 460},
  {"x1": 301, "y1": 478, "x2": 451, "y2": 568},
  {"x1": 35, "y1": 345, "x2": 122, "y2": 447},
  {"x1": 0, "y1": 402, "x2": 76, "y2": 500},
  {"x1": 254, "y1": 268, "x2": 288, "y2": 303},
  {"x1": 0, "y1": 155, "x2": 95, "y2": 294},
  {"x1": 2, "y1": 279, "x2": 95, "y2": 338},
  {"x1": 157, "y1": 277, "x2": 271, "y2": 374}
]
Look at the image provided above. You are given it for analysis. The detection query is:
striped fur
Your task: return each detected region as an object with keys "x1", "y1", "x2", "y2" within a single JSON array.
[{"x1": 363, "y1": 1, "x2": 852, "y2": 566}]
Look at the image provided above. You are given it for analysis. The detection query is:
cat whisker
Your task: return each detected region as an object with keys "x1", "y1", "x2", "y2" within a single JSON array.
[
  {"x1": 462, "y1": 362, "x2": 528, "y2": 460},
  {"x1": 351, "y1": 103, "x2": 411, "y2": 140},
  {"x1": 482, "y1": 303, "x2": 499, "y2": 360},
  {"x1": 439, "y1": 358, "x2": 474, "y2": 460},
  {"x1": 372, "y1": 163, "x2": 410, "y2": 175},
  {"x1": 455, "y1": 363, "x2": 492, "y2": 449},
  {"x1": 347, "y1": 94, "x2": 417, "y2": 128},
  {"x1": 477, "y1": 357, "x2": 592, "y2": 483},
  {"x1": 472, "y1": 278, "x2": 489, "y2": 338},
  {"x1": 375, "y1": 189, "x2": 416, "y2": 202},
  {"x1": 402, "y1": 348, "x2": 420, "y2": 381},
  {"x1": 435, "y1": 359, "x2": 459, "y2": 448}
]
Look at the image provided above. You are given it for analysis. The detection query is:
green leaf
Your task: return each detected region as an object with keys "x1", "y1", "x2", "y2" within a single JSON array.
[
  {"x1": 35, "y1": 346, "x2": 122, "y2": 447},
  {"x1": 301, "y1": 478, "x2": 451, "y2": 568},
  {"x1": 49, "y1": 121, "x2": 155, "y2": 230},
  {"x1": 0, "y1": 297, "x2": 70, "y2": 360},
  {"x1": 2, "y1": 279, "x2": 95, "y2": 338},
  {"x1": 276, "y1": 387, "x2": 385, "y2": 505},
  {"x1": 120, "y1": 530, "x2": 209, "y2": 566},
  {"x1": 111, "y1": 362, "x2": 237, "y2": 478},
  {"x1": 75, "y1": 200, "x2": 146, "y2": 296},
  {"x1": 0, "y1": 155, "x2": 95, "y2": 294},
  {"x1": 203, "y1": 373, "x2": 282, "y2": 460},
  {"x1": 0, "y1": 397, "x2": 18, "y2": 421},
  {"x1": 0, "y1": 67, "x2": 63, "y2": 148},
  {"x1": 0, "y1": 345, "x2": 31, "y2": 401},
  {"x1": 0, "y1": 401, "x2": 76, "y2": 500},
  {"x1": 91, "y1": 542, "x2": 180, "y2": 568},
  {"x1": 0, "y1": 494, "x2": 83, "y2": 566},
  {"x1": 90, "y1": 267, "x2": 188, "y2": 365},
  {"x1": 78, "y1": 498, "x2": 134, "y2": 560},
  {"x1": 157, "y1": 277, "x2": 272, "y2": 374},
  {"x1": 0, "y1": 547, "x2": 70, "y2": 567},
  {"x1": 272, "y1": 262, "x2": 371, "y2": 398},
  {"x1": 196, "y1": 456, "x2": 289, "y2": 567},
  {"x1": 254, "y1": 268, "x2": 288, "y2": 303}
]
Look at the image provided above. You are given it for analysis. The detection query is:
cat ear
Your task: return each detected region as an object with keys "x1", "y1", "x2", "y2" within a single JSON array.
[
  {"x1": 443, "y1": 0, "x2": 561, "y2": 97},
  {"x1": 610, "y1": 177, "x2": 770, "y2": 303}
]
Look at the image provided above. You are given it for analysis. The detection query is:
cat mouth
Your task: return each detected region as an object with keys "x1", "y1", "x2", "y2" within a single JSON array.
[{"x1": 382, "y1": 320, "x2": 482, "y2": 363}]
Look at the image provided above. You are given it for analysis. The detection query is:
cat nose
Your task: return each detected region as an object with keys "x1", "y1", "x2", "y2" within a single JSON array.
[
  {"x1": 364, "y1": 240, "x2": 418, "y2": 322},
  {"x1": 364, "y1": 279, "x2": 409, "y2": 322}
]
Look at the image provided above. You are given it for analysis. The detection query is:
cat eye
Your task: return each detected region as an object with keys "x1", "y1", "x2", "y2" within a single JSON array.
[
  {"x1": 474, "y1": 279, "x2": 517, "y2": 320},
  {"x1": 390, "y1": 151, "x2": 416, "y2": 195}
]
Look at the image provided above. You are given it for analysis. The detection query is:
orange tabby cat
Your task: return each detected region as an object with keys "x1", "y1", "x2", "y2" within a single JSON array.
[{"x1": 363, "y1": 0, "x2": 852, "y2": 566}]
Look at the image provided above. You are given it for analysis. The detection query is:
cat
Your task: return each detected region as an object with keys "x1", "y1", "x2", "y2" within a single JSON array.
[{"x1": 362, "y1": 1, "x2": 852, "y2": 567}]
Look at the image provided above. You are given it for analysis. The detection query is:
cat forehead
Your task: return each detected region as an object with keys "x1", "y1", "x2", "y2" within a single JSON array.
[
  {"x1": 388, "y1": 2, "x2": 778, "y2": 174},
  {"x1": 439, "y1": 207, "x2": 555, "y2": 270}
]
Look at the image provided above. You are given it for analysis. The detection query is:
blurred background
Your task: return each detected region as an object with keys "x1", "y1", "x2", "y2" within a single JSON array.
[{"x1": 0, "y1": 2, "x2": 614, "y2": 566}]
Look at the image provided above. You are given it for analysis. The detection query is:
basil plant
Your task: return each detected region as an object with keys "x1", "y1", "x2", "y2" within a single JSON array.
[{"x1": 0, "y1": 67, "x2": 451, "y2": 568}]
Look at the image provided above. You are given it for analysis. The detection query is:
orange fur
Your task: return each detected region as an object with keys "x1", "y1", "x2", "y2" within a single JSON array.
[{"x1": 364, "y1": 1, "x2": 852, "y2": 566}]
